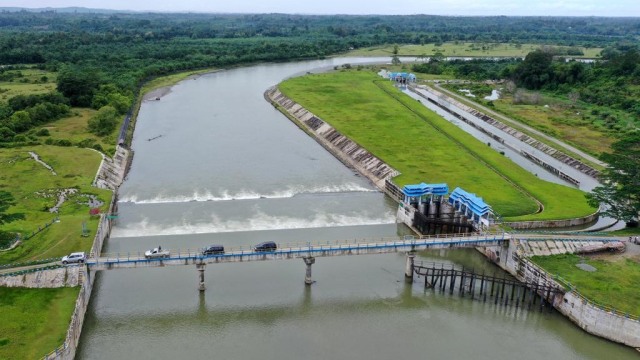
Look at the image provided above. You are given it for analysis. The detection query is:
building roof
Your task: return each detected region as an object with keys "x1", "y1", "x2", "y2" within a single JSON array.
[
  {"x1": 402, "y1": 183, "x2": 449, "y2": 197},
  {"x1": 448, "y1": 187, "x2": 492, "y2": 217}
]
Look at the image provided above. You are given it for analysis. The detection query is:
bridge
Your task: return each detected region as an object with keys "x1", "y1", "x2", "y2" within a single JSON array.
[
  {"x1": 82, "y1": 232, "x2": 624, "y2": 291},
  {"x1": 86, "y1": 232, "x2": 508, "y2": 289}
]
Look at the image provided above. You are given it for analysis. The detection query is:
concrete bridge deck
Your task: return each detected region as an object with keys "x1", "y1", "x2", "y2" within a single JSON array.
[
  {"x1": 87, "y1": 233, "x2": 625, "y2": 271},
  {"x1": 88, "y1": 232, "x2": 508, "y2": 271}
]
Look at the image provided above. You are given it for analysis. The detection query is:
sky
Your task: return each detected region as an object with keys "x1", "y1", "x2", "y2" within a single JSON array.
[{"x1": 4, "y1": 0, "x2": 640, "y2": 16}]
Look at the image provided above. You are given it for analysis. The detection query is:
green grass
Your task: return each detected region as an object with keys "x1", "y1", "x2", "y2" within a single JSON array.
[
  {"x1": 532, "y1": 254, "x2": 640, "y2": 316},
  {"x1": 0, "y1": 145, "x2": 112, "y2": 264},
  {"x1": 35, "y1": 108, "x2": 118, "y2": 156},
  {"x1": 490, "y1": 93, "x2": 617, "y2": 156},
  {"x1": 0, "y1": 68, "x2": 58, "y2": 101},
  {"x1": 347, "y1": 42, "x2": 602, "y2": 58},
  {"x1": 0, "y1": 287, "x2": 79, "y2": 360},
  {"x1": 279, "y1": 70, "x2": 595, "y2": 221}
]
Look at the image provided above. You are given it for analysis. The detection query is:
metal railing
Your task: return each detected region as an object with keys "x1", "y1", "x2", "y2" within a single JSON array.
[
  {"x1": 91, "y1": 232, "x2": 507, "y2": 264},
  {"x1": 524, "y1": 258, "x2": 640, "y2": 322}
]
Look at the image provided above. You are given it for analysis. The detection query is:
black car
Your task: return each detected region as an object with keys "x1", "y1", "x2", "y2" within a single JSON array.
[
  {"x1": 254, "y1": 241, "x2": 277, "y2": 252},
  {"x1": 202, "y1": 245, "x2": 225, "y2": 255}
]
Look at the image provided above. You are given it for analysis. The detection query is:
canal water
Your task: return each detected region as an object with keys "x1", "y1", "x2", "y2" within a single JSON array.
[{"x1": 77, "y1": 58, "x2": 637, "y2": 359}]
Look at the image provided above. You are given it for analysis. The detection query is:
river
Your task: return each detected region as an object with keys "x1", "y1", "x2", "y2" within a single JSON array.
[{"x1": 76, "y1": 58, "x2": 637, "y2": 359}]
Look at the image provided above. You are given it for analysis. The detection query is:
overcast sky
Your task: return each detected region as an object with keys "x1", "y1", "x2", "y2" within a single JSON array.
[{"x1": 5, "y1": 0, "x2": 640, "y2": 16}]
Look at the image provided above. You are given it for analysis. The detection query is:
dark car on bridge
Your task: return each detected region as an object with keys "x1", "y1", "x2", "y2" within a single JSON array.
[
  {"x1": 254, "y1": 241, "x2": 277, "y2": 252},
  {"x1": 202, "y1": 245, "x2": 225, "y2": 255}
]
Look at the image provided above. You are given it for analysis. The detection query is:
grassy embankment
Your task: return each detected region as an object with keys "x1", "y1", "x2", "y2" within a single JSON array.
[
  {"x1": 441, "y1": 83, "x2": 620, "y2": 157},
  {"x1": 0, "y1": 67, "x2": 114, "y2": 360},
  {"x1": 279, "y1": 70, "x2": 595, "y2": 222},
  {"x1": 0, "y1": 145, "x2": 111, "y2": 264},
  {"x1": 347, "y1": 42, "x2": 602, "y2": 58},
  {"x1": 0, "y1": 287, "x2": 79, "y2": 360},
  {"x1": 532, "y1": 254, "x2": 640, "y2": 316}
]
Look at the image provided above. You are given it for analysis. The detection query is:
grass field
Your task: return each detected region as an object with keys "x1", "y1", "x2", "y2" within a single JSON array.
[
  {"x1": 279, "y1": 70, "x2": 595, "y2": 221},
  {"x1": 37, "y1": 108, "x2": 118, "y2": 156},
  {"x1": 0, "y1": 287, "x2": 79, "y2": 360},
  {"x1": 347, "y1": 42, "x2": 602, "y2": 58},
  {"x1": 0, "y1": 68, "x2": 58, "y2": 101},
  {"x1": 0, "y1": 145, "x2": 111, "y2": 264},
  {"x1": 532, "y1": 254, "x2": 640, "y2": 316}
]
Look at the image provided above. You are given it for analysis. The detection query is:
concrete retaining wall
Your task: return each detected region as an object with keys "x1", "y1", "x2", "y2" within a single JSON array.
[
  {"x1": 0, "y1": 267, "x2": 80, "y2": 288},
  {"x1": 94, "y1": 145, "x2": 131, "y2": 190},
  {"x1": 415, "y1": 85, "x2": 600, "y2": 179},
  {"x1": 44, "y1": 267, "x2": 93, "y2": 360},
  {"x1": 266, "y1": 87, "x2": 399, "y2": 192},
  {"x1": 485, "y1": 239, "x2": 640, "y2": 348},
  {"x1": 504, "y1": 211, "x2": 599, "y2": 230}
]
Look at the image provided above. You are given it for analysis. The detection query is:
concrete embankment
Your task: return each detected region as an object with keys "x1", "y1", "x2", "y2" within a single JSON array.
[
  {"x1": 265, "y1": 87, "x2": 402, "y2": 198},
  {"x1": 43, "y1": 267, "x2": 94, "y2": 360},
  {"x1": 414, "y1": 85, "x2": 600, "y2": 180},
  {"x1": 0, "y1": 266, "x2": 80, "y2": 288},
  {"x1": 484, "y1": 239, "x2": 640, "y2": 348}
]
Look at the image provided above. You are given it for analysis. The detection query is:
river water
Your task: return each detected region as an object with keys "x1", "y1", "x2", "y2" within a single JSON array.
[{"x1": 77, "y1": 58, "x2": 637, "y2": 359}]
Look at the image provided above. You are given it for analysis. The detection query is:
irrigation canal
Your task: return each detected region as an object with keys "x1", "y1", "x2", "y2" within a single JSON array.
[{"x1": 76, "y1": 58, "x2": 638, "y2": 359}]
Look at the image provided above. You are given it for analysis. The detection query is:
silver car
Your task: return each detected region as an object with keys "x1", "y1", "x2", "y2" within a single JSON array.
[{"x1": 62, "y1": 252, "x2": 86, "y2": 265}]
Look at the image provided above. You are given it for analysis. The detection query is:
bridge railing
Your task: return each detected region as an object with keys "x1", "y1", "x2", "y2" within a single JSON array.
[{"x1": 91, "y1": 232, "x2": 507, "y2": 262}]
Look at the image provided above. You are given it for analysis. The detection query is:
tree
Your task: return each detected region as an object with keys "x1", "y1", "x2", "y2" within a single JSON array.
[
  {"x1": 586, "y1": 131, "x2": 640, "y2": 223},
  {"x1": 391, "y1": 55, "x2": 401, "y2": 66},
  {"x1": 513, "y1": 50, "x2": 553, "y2": 89},
  {"x1": 88, "y1": 105, "x2": 119, "y2": 136},
  {"x1": 57, "y1": 65, "x2": 102, "y2": 107}
]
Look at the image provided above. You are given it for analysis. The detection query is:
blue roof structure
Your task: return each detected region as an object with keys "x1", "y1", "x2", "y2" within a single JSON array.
[
  {"x1": 402, "y1": 183, "x2": 449, "y2": 197},
  {"x1": 389, "y1": 72, "x2": 416, "y2": 80},
  {"x1": 448, "y1": 187, "x2": 491, "y2": 217}
]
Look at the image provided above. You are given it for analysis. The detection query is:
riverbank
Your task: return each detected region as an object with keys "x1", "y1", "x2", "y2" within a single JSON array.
[{"x1": 484, "y1": 239, "x2": 640, "y2": 348}]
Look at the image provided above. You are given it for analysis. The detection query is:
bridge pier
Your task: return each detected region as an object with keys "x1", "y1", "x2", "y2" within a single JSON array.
[
  {"x1": 303, "y1": 256, "x2": 315, "y2": 285},
  {"x1": 405, "y1": 253, "x2": 415, "y2": 283},
  {"x1": 197, "y1": 263, "x2": 206, "y2": 291}
]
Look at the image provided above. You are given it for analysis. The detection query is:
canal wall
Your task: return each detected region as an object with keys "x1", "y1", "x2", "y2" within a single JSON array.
[
  {"x1": 504, "y1": 211, "x2": 600, "y2": 230},
  {"x1": 265, "y1": 87, "x2": 401, "y2": 196},
  {"x1": 0, "y1": 266, "x2": 80, "y2": 288},
  {"x1": 93, "y1": 145, "x2": 131, "y2": 190},
  {"x1": 44, "y1": 266, "x2": 94, "y2": 360},
  {"x1": 412, "y1": 85, "x2": 600, "y2": 179},
  {"x1": 485, "y1": 239, "x2": 640, "y2": 348},
  {"x1": 39, "y1": 158, "x2": 121, "y2": 358}
]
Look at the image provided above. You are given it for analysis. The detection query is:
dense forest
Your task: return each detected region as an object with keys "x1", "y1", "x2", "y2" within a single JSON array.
[{"x1": 0, "y1": 11, "x2": 639, "y2": 145}]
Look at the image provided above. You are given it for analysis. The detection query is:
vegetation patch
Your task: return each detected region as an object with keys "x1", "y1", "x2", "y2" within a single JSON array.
[
  {"x1": 532, "y1": 254, "x2": 640, "y2": 316},
  {"x1": 0, "y1": 68, "x2": 57, "y2": 101},
  {"x1": 279, "y1": 70, "x2": 595, "y2": 221},
  {"x1": 449, "y1": 85, "x2": 619, "y2": 156},
  {"x1": 0, "y1": 145, "x2": 111, "y2": 264},
  {"x1": 347, "y1": 42, "x2": 602, "y2": 58},
  {"x1": 0, "y1": 287, "x2": 79, "y2": 360}
]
